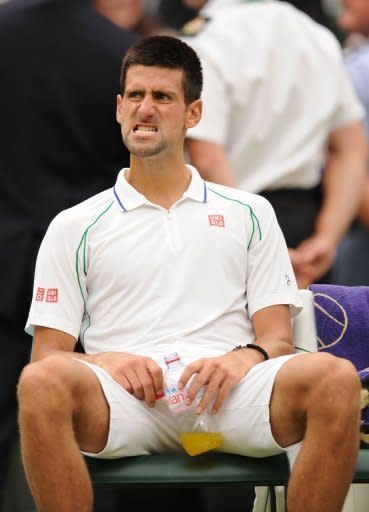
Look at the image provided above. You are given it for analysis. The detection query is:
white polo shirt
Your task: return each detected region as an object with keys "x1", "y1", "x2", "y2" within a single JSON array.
[
  {"x1": 184, "y1": 2, "x2": 364, "y2": 193},
  {"x1": 26, "y1": 166, "x2": 301, "y2": 364}
]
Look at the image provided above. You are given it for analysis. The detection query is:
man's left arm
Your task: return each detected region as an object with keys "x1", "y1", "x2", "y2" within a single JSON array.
[
  {"x1": 178, "y1": 304, "x2": 294, "y2": 415},
  {"x1": 292, "y1": 120, "x2": 367, "y2": 288}
]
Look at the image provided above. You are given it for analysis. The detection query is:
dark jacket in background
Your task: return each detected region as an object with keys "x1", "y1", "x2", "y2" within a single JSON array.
[
  {"x1": 0, "y1": 0, "x2": 137, "y2": 323},
  {"x1": 0, "y1": 0, "x2": 137, "y2": 494}
]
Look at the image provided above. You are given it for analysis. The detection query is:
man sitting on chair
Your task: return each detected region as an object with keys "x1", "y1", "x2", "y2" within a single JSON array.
[{"x1": 17, "y1": 36, "x2": 361, "y2": 512}]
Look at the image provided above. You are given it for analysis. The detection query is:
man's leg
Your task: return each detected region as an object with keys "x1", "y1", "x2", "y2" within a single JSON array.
[
  {"x1": 17, "y1": 355, "x2": 110, "y2": 512},
  {"x1": 270, "y1": 352, "x2": 361, "y2": 512}
]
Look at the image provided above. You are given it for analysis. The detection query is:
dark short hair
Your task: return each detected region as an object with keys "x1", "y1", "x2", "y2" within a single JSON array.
[{"x1": 120, "y1": 35, "x2": 203, "y2": 104}]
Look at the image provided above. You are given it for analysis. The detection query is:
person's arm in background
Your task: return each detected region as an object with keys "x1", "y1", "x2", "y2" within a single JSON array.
[
  {"x1": 183, "y1": 0, "x2": 207, "y2": 8},
  {"x1": 342, "y1": 49, "x2": 369, "y2": 229},
  {"x1": 358, "y1": 177, "x2": 369, "y2": 227},
  {"x1": 291, "y1": 120, "x2": 367, "y2": 288},
  {"x1": 186, "y1": 138, "x2": 237, "y2": 186},
  {"x1": 184, "y1": 42, "x2": 237, "y2": 186}
]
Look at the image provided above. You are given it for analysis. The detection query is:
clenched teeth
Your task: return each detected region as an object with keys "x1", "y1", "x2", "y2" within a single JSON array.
[{"x1": 134, "y1": 125, "x2": 158, "y2": 132}]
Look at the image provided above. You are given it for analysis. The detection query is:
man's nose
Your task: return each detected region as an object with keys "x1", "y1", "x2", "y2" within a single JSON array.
[{"x1": 137, "y1": 96, "x2": 155, "y2": 117}]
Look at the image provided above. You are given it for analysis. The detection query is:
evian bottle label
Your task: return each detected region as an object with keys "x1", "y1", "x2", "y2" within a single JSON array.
[
  {"x1": 163, "y1": 352, "x2": 203, "y2": 416},
  {"x1": 165, "y1": 384, "x2": 192, "y2": 415}
]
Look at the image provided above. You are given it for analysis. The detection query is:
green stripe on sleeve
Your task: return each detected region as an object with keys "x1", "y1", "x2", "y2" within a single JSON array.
[{"x1": 75, "y1": 200, "x2": 114, "y2": 343}]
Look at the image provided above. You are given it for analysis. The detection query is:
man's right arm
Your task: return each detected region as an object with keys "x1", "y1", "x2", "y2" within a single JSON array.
[{"x1": 31, "y1": 326, "x2": 164, "y2": 408}]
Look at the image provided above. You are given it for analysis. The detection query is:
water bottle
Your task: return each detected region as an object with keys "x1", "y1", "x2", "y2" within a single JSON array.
[{"x1": 164, "y1": 352, "x2": 223, "y2": 456}]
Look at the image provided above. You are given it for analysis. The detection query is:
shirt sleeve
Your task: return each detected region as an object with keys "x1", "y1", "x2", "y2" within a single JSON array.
[
  {"x1": 245, "y1": 198, "x2": 302, "y2": 318},
  {"x1": 185, "y1": 46, "x2": 231, "y2": 145},
  {"x1": 25, "y1": 213, "x2": 86, "y2": 339}
]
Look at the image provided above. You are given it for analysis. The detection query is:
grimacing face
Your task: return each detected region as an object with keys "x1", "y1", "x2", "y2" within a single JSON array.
[
  {"x1": 116, "y1": 65, "x2": 201, "y2": 159},
  {"x1": 338, "y1": 0, "x2": 369, "y2": 35}
]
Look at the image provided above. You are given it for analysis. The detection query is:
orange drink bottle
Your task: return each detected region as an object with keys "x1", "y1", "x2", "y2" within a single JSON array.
[
  {"x1": 164, "y1": 352, "x2": 223, "y2": 456},
  {"x1": 179, "y1": 413, "x2": 224, "y2": 457}
]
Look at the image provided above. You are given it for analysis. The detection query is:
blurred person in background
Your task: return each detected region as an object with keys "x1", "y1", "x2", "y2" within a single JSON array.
[
  {"x1": 158, "y1": 0, "x2": 336, "y2": 32},
  {"x1": 330, "y1": 0, "x2": 369, "y2": 285},
  {"x1": 181, "y1": 0, "x2": 366, "y2": 289},
  {"x1": 0, "y1": 0, "x2": 141, "y2": 509},
  {"x1": 285, "y1": 0, "x2": 334, "y2": 26}
]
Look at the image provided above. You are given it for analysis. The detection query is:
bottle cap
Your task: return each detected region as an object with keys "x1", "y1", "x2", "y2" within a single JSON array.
[{"x1": 164, "y1": 352, "x2": 180, "y2": 365}]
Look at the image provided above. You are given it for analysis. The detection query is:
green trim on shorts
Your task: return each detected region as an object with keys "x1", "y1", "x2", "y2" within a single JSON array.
[
  {"x1": 208, "y1": 188, "x2": 262, "y2": 249},
  {"x1": 75, "y1": 201, "x2": 115, "y2": 343}
]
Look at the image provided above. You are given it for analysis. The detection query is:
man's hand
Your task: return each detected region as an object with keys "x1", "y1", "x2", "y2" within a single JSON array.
[
  {"x1": 289, "y1": 235, "x2": 337, "y2": 288},
  {"x1": 178, "y1": 350, "x2": 262, "y2": 415},
  {"x1": 93, "y1": 352, "x2": 163, "y2": 408}
]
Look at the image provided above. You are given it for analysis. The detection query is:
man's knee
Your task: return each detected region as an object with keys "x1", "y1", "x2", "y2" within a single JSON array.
[
  {"x1": 17, "y1": 355, "x2": 75, "y2": 418},
  {"x1": 308, "y1": 353, "x2": 361, "y2": 414},
  {"x1": 278, "y1": 353, "x2": 361, "y2": 426},
  {"x1": 271, "y1": 353, "x2": 361, "y2": 446}
]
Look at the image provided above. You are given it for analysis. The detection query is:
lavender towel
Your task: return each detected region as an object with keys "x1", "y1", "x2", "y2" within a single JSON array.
[
  {"x1": 360, "y1": 367, "x2": 369, "y2": 440},
  {"x1": 309, "y1": 284, "x2": 369, "y2": 445}
]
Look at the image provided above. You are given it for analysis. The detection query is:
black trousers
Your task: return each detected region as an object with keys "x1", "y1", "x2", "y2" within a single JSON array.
[
  {"x1": 260, "y1": 185, "x2": 322, "y2": 249},
  {"x1": 260, "y1": 185, "x2": 333, "y2": 283}
]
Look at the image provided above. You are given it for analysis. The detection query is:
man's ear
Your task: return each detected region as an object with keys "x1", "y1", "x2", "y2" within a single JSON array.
[
  {"x1": 185, "y1": 99, "x2": 202, "y2": 129},
  {"x1": 116, "y1": 94, "x2": 123, "y2": 124}
]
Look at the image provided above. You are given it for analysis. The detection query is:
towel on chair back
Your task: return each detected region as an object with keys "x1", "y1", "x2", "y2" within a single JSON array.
[{"x1": 308, "y1": 284, "x2": 369, "y2": 445}]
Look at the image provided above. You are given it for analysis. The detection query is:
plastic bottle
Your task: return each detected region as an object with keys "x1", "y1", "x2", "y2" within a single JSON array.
[{"x1": 164, "y1": 352, "x2": 223, "y2": 456}]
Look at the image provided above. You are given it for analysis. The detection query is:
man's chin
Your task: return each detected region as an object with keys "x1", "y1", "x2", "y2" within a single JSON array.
[{"x1": 126, "y1": 143, "x2": 165, "y2": 159}]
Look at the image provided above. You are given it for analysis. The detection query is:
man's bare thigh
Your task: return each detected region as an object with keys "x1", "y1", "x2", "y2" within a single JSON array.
[{"x1": 34, "y1": 355, "x2": 110, "y2": 453}]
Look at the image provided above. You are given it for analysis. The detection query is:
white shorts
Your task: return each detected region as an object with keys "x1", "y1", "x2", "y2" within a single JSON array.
[{"x1": 78, "y1": 354, "x2": 300, "y2": 459}]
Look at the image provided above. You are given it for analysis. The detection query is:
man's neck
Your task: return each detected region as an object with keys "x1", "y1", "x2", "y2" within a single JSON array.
[{"x1": 127, "y1": 155, "x2": 192, "y2": 210}]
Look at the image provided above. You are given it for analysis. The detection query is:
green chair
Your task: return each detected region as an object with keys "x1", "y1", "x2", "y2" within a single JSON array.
[
  {"x1": 87, "y1": 451, "x2": 369, "y2": 511},
  {"x1": 86, "y1": 290, "x2": 369, "y2": 512}
]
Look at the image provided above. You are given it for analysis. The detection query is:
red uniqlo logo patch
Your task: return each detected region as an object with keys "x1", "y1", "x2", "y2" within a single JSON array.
[
  {"x1": 208, "y1": 215, "x2": 225, "y2": 227},
  {"x1": 35, "y1": 287, "x2": 45, "y2": 302},
  {"x1": 46, "y1": 288, "x2": 58, "y2": 303}
]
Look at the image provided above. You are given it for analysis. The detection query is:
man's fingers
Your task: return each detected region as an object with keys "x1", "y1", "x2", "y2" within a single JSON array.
[
  {"x1": 178, "y1": 360, "x2": 202, "y2": 391},
  {"x1": 119, "y1": 375, "x2": 133, "y2": 394},
  {"x1": 178, "y1": 358, "x2": 243, "y2": 415},
  {"x1": 135, "y1": 367, "x2": 159, "y2": 407},
  {"x1": 210, "y1": 379, "x2": 234, "y2": 414},
  {"x1": 124, "y1": 367, "x2": 145, "y2": 401},
  {"x1": 289, "y1": 247, "x2": 308, "y2": 266},
  {"x1": 195, "y1": 372, "x2": 225, "y2": 414},
  {"x1": 186, "y1": 366, "x2": 214, "y2": 405},
  {"x1": 146, "y1": 360, "x2": 164, "y2": 399}
]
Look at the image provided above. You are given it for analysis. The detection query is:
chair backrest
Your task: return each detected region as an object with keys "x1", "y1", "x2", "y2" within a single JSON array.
[{"x1": 293, "y1": 289, "x2": 318, "y2": 353}]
